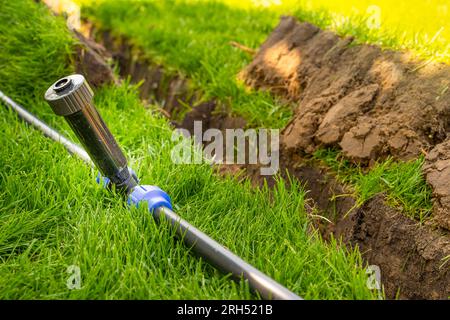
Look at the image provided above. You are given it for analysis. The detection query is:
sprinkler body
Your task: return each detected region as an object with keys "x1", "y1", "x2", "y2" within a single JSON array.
[{"x1": 45, "y1": 75, "x2": 137, "y2": 193}]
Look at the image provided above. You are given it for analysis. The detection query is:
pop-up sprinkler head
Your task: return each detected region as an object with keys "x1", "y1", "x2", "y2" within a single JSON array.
[{"x1": 45, "y1": 74, "x2": 138, "y2": 193}]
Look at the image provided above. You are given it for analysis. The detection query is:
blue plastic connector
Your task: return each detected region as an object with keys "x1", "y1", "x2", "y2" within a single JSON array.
[
  {"x1": 96, "y1": 172, "x2": 110, "y2": 188},
  {"x1": 96, "y1": 169, "x2": 172, "y2": 212},
  {"x1": 128, "y1": 185, "x2": 173, "y2": 213}
]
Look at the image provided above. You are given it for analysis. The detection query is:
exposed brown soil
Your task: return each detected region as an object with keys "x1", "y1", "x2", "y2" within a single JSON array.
[
  {"x1": 245, "y1": 157, "x2": 450, "y2": 299},
  {"x1": 73, "y1": 30, "x2": 116, "y2": 88},
  {"x1": 424, "y1": 141, "x2": 450, "y2": 230},
  {"x1": 340, "y1": 195, "x2": 450, "y2": 299},
  {"x1": 239, "y1": 16, "x2": 450, "y2": 231},
  {"x1": 77, "y1": 22, "x2": 449, "y2": 299}
]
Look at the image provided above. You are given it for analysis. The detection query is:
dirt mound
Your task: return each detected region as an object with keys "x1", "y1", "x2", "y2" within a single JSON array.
[
  {"x1": 240, "y1": 16, "x2": 450, "y2": 231},
  {"x1": 424, "y1": 140, "x2": 450, "y2": 230},
  {"x1": 240, "y1": 16, "x2": 450, "y2": 163}
]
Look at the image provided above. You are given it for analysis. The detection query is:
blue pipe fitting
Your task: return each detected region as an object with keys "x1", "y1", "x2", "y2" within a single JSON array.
[
  {"x1": 96, "y1": 170, "x2": 171, "y2": 212},
  {"x1": 128, "y1": 185, "x2": 173, "y2": 212},
  {"x1": 96, "y1": 172, "x2": 111, "y2": 188}
]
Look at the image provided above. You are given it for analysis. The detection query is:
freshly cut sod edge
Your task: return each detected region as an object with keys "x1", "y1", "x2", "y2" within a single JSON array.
[{"x1": 0, "y1": 0, "x2": 377, "y2": 299}]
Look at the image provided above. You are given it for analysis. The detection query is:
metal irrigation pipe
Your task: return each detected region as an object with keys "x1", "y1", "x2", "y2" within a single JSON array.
[
  {"x1": 0, "y1": 89, "x2": 92, "y2": 166},
  {"x1": 0, "y1": 74, "x2": 302, "y2": 300}
]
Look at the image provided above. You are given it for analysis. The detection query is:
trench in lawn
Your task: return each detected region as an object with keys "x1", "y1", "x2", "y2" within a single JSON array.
[{"x1": 71, "y1": 17, "x2": 450, "y2": 299}]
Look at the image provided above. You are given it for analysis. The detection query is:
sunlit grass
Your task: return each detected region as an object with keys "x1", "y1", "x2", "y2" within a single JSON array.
[{"x1": 218, "y1": 0, "x2": 450, "y2": 63}]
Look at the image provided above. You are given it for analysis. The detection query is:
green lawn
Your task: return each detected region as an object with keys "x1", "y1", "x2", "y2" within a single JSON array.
[
  {"x1": 0, "y1": 0, "x2": 377, "y2": 299},
  {"x1": 84, "y1": 0, "x2": 433, "y2": 220}
]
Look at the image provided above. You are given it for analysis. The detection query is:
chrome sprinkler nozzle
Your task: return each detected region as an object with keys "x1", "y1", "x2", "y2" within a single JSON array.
[{"x1": 45, "y1": 74, "x2": 137, "y2": 192}]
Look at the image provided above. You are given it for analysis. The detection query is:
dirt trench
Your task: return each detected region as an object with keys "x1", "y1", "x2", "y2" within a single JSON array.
[{"x1": 73, "y1": 21, "x2": 450, "y2": 299}]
